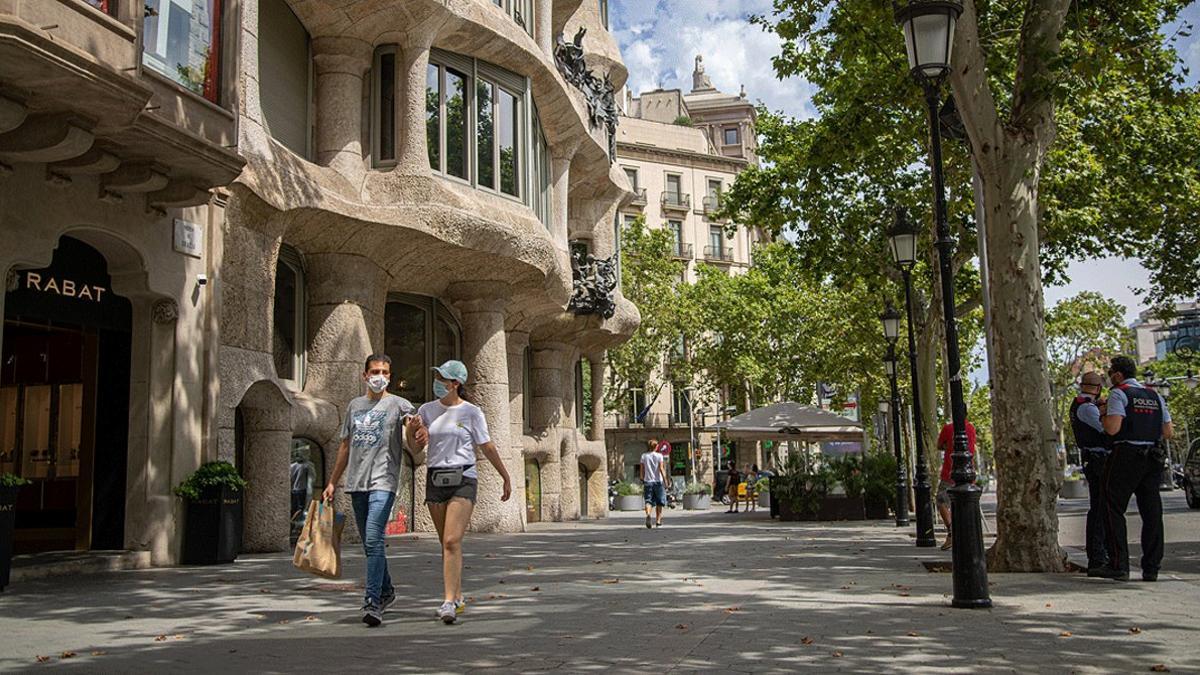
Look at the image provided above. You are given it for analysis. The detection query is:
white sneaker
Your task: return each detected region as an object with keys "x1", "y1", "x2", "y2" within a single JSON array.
[{"x1": 437, "y1": 601, "x2": 457, "y2": 624}]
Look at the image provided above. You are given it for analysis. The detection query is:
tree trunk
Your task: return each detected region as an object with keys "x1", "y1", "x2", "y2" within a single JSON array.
[
  {"x1": 980, "y1": 142, "x2": 1066, "y2": 572},
  {"x1": 915, "y1": 289, "x2": 943, "y2": 488}
]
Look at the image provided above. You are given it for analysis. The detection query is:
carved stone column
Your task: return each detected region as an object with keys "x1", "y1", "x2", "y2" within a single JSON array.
[
  {"x1": 453, "y1": 294, "x2": 523, "y2": 533},
  {"x1": 313, "y1": 38, "x2": 372, "y2": 184},
  {"x1": 589, "y1": 354, "x2": 605, "y2": 442},
  {"x1": 303, "y1": 253, "x2": 388, "y2": 408},
  {"x1": 536, "y1": 0, "x2": 553, "y2": 57}
]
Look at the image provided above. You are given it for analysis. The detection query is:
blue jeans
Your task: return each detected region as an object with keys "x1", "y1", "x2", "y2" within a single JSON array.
[{"x1": 351, "y1": 490, "x2": 395, "y2": 607}]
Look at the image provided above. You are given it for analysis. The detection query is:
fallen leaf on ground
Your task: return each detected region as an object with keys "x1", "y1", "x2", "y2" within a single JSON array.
[
  {"x1": 486, "y1": 594, "x2": 497, "y2": 600},
  {"x1": 1130, "y1": 627, "x2": 1143, "y2": 634},
  {"x1": 499, "y1": 579, "x2": 506, "y2": 584},
  {"x1": 1149, "y1": 666, "x2": 1170, "y2": 673},
  {"x1": 258, "y1": 589, "x2": 271, "y2": 594},
  {"x1": 531, "y1": 587, "x2": 541, "y2": 592},
  {"x1": 172, "y1": 635, "x2": 184, "y2": 641},
  {"x1": 840, "y1": 586, "x2": 850, "y2": 590},
  {"x1": 60, "y1": 652, "x2": 75, "y2": 659},
  {"x1": 675, "y1": 624, "x2": 689, "y2": 630},
  {"x1": 832, "y1": 650, "x2": 844, "y2": 658},
  {"x1": 801, "y1": 637, "x2": 814, "y2": 645},
  {"x1": 1060, "y1": 631, "x2": 1072, "y2": 638},
  {"x1": 602, "y1": 578, "x2": 620, "y2": 584},
  {"x1": 898, "y1": 592, "x2": 911, "y2": 597},
  {"x1": 304, "y1": 616, "x2": 318, "y2": 622},
  {"x1": 35, "y1": 656, "x2": 50, "y2": 663},
  {"x1": 526, "y1": 565, "x2": 535, "y2": 571},
  {"x1": 908, "y1": 631, "x2": 920, "y2": 637},
  {"x1": 725, "y1": 606, "x2": 742, "y2": 613},
  {"x1": 1045, "y1": 603, "x2": 1052, "y2": 608},
  {"x1": 90, "y1": 651, "x2": 107, "y2": 657},
  {"x1": 485, "y1": 554, "x2": 496, "y2": 558},
  {"x1": 278, "y1": 619, "x2": 290, "y2": 625},
  {"x1": 154, "y1": 636, "x2": 167, "y2": 642}
]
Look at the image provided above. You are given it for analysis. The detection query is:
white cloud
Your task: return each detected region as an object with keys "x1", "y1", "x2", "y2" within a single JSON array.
[{"x1": 611, "y1": 1, "x2": 816, "y2": 119}]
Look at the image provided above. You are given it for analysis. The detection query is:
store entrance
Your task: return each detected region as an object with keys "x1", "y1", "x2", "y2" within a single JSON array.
[{"x1": 1, "y1": 236, "x2": 132, "y2": 554}]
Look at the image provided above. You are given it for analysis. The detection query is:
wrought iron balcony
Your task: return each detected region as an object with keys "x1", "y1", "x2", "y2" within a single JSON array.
[
  {"x1": 703, "y1": 194, "x2": 722, "y2": 215},
  {"x1": 671, "y1": 242, "x2": 694, "y2": 260},
  {"x1": 605, "y1": 412, "x2": 682, "y2": 429},
  {"x1": 704, "y1": 245, "x2": 735, "y2": 262},
  {"x1": 661, "y1": 191, "x2": 691, "y2": 212}
]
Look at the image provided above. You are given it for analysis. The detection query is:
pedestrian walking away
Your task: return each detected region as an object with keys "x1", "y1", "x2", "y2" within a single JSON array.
[
  {"x1": 744, "y1": 464, "x2": 759, "y2": 513},
  {"x1": 639, "y1": 439, "x2": 668, "y2": 528},
  {"x1": 1070, "y1": 371, "x2": 1111, "y2": 575},
  {"x1": 724, "y1": 461, "x2": 741, "y2": 513},
  {"x1": 408, "y1": 359, "x2": 513, "y2": 624},
  {"x1": 935, "y1": 419, "x2": 976, "y2": 551},
  {"x1": 322, "y1": 354, "x2": 416, "y2": 627},
  {"x1": 1098, "y1": 356, "x2": 1174, "y2": 582}
]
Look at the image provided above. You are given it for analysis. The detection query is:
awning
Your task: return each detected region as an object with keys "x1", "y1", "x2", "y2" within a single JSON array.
[{"x1": 710, "y1": 401, "x2": 863, "y2": 442}]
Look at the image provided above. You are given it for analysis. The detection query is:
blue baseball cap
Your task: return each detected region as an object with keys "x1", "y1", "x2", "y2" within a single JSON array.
[{"x1": 432, "y1": 359, "x2": 469, "y2": 384}]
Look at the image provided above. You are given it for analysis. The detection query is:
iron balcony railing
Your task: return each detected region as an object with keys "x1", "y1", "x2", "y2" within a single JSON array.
[
  {"x1": 704, "y1": 245, "x2": 735, "y2": 262},
  {"x1": 703, "y1": 194, "x2": 721, "y2": 215},
  {"x1": 671, "y1": 242, "x2": 694, "y2": 260},
  {"x1": 661, "y1": 192, "x2": 691, "y2": 211},
  {"x1": 605, "y1": 412, "x2": 688, "y2": 429},
  {"x1": 628, "y1": 187, "x2": 647, "y2": 206}
]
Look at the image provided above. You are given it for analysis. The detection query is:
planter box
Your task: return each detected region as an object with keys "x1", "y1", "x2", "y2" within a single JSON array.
[
  {"x1": 616, "y1": 495, "x2": 644, "y2": 511},
  {"x1": 182, "y1": 485, "x2": 243, "y2": 565},
  {"x1": 1060, "y1": 480, "x2": 1088, "y2": 500},
  {"x1": 683, "y1": 493, "x2": 711, "y2": 510},
  {"x1": 864, "y1": 498, "x2": 890, "y2": 520},
  {"x1": 758, "y1": 492, "x2": 770, "y2": 508},
  {"x1": 0, "y1": 486, "x2": 18, "y2": 592},
  {"x1": 782, "y1": 495, "x2": 867, "y2": 522}
]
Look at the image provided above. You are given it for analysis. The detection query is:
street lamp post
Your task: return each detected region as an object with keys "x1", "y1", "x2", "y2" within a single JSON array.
[
  {"x1": 882, "y1": 333, "x2": 911, "y2": 527},
  {"x1": 894, "y1": 0, "x2": 991, "y2": 608},
  {"x1": 888, "y1": 207, "x2": 938, "y2": 547}
]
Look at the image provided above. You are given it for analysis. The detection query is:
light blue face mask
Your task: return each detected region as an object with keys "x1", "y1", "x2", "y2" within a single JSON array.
[{"x1": 433, "y1": 380, "x2": 450, "y2": 399}]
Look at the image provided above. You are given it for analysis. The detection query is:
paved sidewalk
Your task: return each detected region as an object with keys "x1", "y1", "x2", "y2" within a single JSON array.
[{"x1": 1, "y1": 499, "x2": 1197, "y2": 673}]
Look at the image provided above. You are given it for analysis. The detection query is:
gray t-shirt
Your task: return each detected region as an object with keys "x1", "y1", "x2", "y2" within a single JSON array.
[{"x1": 339, "y1": 394, "x2": 415, "y2": 493}]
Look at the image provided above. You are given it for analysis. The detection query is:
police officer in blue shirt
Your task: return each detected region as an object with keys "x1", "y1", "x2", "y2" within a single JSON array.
[
  {"x1": 1070, "y1": 371, "x2": 1110, "y2": 575},
  {"x1": 1099, "y1": 356, "x2": 1174, "y2": 581}
]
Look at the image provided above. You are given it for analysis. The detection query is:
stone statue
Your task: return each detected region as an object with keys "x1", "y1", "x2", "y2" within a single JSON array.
[
  {"x1": 693, "y1": 54, "x2": 714, "y2": 91},
  {"x1": 569, "y1": 249, "x2": 618, "y2": 318},
  {"x1": 554, "y1": 29, "x2": 621, "y2": 164}
]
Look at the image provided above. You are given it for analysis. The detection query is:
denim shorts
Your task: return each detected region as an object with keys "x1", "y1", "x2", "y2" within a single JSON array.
[
  {"x1": 643, "y1": 481, "x2": 667, "y2": 507},
  {"x1": 425, "y1": 471, "x2": 478, "y2": 504}
]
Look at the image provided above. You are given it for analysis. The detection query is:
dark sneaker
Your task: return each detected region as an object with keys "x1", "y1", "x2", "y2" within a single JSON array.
[
  {"x1": 1086, "y1": 567, "x2": 1111, "y2": 578},
  {"x1": 645, "y1": 514, "x2": 652, "y2": 529},
  {"x1": 1142, "y1": 570, "x2": 1158, "y2": 582},
  {"x1": 362, "y1": 603, "x2": 383, "y2": 627},
  {"x1": 1092, "y1": 567, "x2": 1129, "y2": 581},
  {"x1": 381, "y1": 593, "x2": 397, "y2": 612}
]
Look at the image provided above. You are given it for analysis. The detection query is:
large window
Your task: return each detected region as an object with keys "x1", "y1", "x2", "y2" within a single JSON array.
[
  {"x1": 384, "y1": 295, "x2": 461, "y2": 406},
  {"x1": 599, "y1": 0, "x2": 609, "y2": 30},
  {"x1": 143, "y1": 0, "x2": 224, "y2": 103},
  {"x1": 668, "y1": 220, "x2": 684, "y2": 255},
  {"x1": 665, "y1": 174, "x2": 683, "y2": 202},
  {"x1": 709, "y1": 225, "x2": 724, "y2": 254},
  {"x1": 522, "y1": 345, "x2": 533, "y2": 432},
  {"x1": 672, "y1": 384, "x2": 691, "y2": 425},
  {"x1": 417, "y1": 50, "x2": 547, "y2": 217},
  {"x1": 373, "y1": 47, "x2": 398, "y2": 165},
  {"x1": 273, "y1": 245, "x2": 306, "y2": 383},
  {"x1": 628, "y1": 386, "x2": 647, "y2": 422},
  {"x1": 493, "y1": 0, "x2": 535, "y2": 37},
  {"x1": 623, "y1": 167, "x2": 639, "y2": 190},
  {"x1": 260, "y1": 0, "x2": 311, "y2": 157},
  {"x1": 723, "y1": 127, "x2": 740, "y2": 145}
]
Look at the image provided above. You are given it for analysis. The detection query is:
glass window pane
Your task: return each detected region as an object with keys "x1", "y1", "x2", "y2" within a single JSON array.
[
  {"x1": 445, "y1": 68, "x2": 469, "y2": 180},
  {"x1": 624, "y1": 168, "x2": 638, "y2": 189},
  {"x1": 385, "y1": 302, "x2": 429, "y2": 405},
  {"x1": 142, "y1": 0, "x2": 223, "y2": 103},
  {"x1": 435, "y1": 316, "x2": 459, "y2": 366},
  {"x1": 379, "y1": 52, "x2": 396, "y2": 162},
  {"x1": 724, "y1": 127, "x2": 738, "y2": 145},
  {"x1": 666, "y1": 174, "x2": 681, "y2": 200},
  {"x1": 272, "y1": 259, "x2": 297, "y2": 380},
  {"x1": 477, "y1": 81, "x2": 495, "y2": 189},
  {"x1": 499, "y1": 88, "x2": 519, "y2": 196},
  {"x1": 426, "y1": 64, "x2": 441, "y2": 171}
]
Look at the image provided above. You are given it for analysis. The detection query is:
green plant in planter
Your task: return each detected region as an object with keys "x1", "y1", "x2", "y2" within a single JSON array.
[
  {"x1": 684, "y1": 481, "x2": 712, "y2": 495},
  {"x1": 829, "y1": 455, "x2": 866, "y2": 498},
  {"x1": 773, "y1": 453, "x2": 834, "y2": 516},
  {"x1": 0, "y1": 473, "x2": 30, "y2": 488},
  {"x1": 754, "y1": 477, "x2": 770, "y2": 493},
  {"x1": 861, "y1": 451, "x2": 897, "y2": 509},
  {"x1": 174, "y1": 461, "x2": 248, "y2": 501},
  {"x1": 614, "y1": 481, "x2": 640, "y2": 497}
]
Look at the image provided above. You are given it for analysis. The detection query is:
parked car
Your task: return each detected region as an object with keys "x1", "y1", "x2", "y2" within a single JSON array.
[{"x1": 1183, "y1": 439, "x2": 1200, "y2": 510}]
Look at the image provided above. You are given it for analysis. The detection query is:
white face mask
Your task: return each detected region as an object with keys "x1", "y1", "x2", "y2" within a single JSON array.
[{"x1": 366, "y1": 374, "x2": 389, "y2": 393}]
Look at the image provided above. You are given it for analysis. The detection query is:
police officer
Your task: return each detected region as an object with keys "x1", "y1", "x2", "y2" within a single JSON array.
[
  {"x1": 1099, "y1": 356, "x2": 1174, "y2": 581},
  {"x1": 1070, "y1": 371, "x2": 1109, "y2": 575}
]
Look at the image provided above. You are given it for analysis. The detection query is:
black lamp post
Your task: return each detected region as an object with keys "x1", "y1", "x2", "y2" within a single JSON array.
[
  {"x1": 881, "y1": 324, "x2": 911, "y2": 527},
  {"x1": 888, "y1": 207, "x2": 938, "y2": 547},
  {"x1": 894, "y1": 0, "x2": 991, "y2": 608}
]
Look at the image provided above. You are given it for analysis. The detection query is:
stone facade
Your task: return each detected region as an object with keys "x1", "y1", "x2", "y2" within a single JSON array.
[
  {"x1": 607, "y1": 55, "x2": 766, "y2": 489},
  {"x1": 0, "y1": 0, "x2": 634, "y2": 566}
]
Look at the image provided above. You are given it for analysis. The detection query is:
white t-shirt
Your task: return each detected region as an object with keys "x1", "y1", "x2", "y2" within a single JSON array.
[
  {"x1": 418, "y1": 400, "x2": 491, "y2": 479},
  {"x1": 640, "y1": 451, "x2": 665, "y2": 484}
]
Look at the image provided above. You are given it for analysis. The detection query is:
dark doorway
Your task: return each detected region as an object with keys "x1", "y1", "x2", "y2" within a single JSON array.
[
  {"x1": 2, "y1": 236, "x2": 132, "y2": 553},
  {"x1": 579, "y1": 463, "x2": 589, "y2": 517}
]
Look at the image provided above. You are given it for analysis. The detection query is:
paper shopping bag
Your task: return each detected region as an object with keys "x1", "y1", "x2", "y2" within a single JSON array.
[{"x1": 293, "y1": 499, "x2": 346, "y2": 579}]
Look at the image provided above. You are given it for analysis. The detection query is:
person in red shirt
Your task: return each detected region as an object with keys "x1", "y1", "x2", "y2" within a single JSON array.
[{"x1": 935, "y1": 420, "x2": 977, "y2": 551}]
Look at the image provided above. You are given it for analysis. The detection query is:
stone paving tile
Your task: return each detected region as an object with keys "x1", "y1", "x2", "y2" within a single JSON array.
[{"x1": 0, "y1": 498, "x2": 1198, "y2": 673}]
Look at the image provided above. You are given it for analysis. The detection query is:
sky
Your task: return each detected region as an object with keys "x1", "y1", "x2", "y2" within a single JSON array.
[{"x1": 611, "y1": 1, "x2": 1200, "y2": 326}]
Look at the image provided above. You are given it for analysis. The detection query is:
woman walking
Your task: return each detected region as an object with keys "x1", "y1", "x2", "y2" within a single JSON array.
[
  {"x1": 407, "y1": 359, "x2": 512, "y2": 624},
  {"x1": 724, "y1": 461, "x2": 741, "y2": 513}
]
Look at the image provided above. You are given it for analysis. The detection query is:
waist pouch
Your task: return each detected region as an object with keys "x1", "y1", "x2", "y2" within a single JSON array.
[{"x1": 429, "y1": 465, "x2": 474, "y2": 488}]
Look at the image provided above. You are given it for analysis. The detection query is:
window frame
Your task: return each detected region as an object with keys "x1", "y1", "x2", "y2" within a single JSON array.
[
  {"x1": 384, "y1": 293, "x2": 463, "y2": 404},
  {"x1": 141, "y1": 0, "x2": 229, "y2": 106},
  {"x1": 665, "y1": 172, "x2": 683, "y2": 203},
  {"x1": 599, "y1": 0, "x2": 610, "y2": 30},
  {"x1": 723, "y1": 126, "x2": 740, "y2": 145},
  {"x1": 372, "y1": 45, "x2": 399, "y2": 168},
  {"x1": 274, "y1": 244, "x2": 307, "y2": 386},
  {"x1": 622, "y1": 166, "x2": 639, "y2": 190}
]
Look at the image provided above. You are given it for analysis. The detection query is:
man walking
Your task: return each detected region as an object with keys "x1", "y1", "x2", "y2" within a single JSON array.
[
  {"x1": 322, "y1": 354, "x2": 416, "y2": 626},
  {"x1": 935, "y1": 419, "x2": 976, "y2": 551},
  {"x1": 1100, "y1": 356, "x2": 1173, "y2": 582},
  {"x1": 638, "y1": 439, "x2": 668, "y2": 528},
  {"x1": 1070, "y1": 371, "x2": 1111, "y2": 575}
]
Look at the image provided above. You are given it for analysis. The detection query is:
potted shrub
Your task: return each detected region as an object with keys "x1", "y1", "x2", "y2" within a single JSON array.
[
  {"x1": 862, "y1": 452, "x2": 897, "y2": 520},
  {"x1": 682, "y1": 481, "x2": 712, "y2": 510},
  {"x1": 175, "y1": 461, "x2": 247, "y2": 565},
  {"x1": 1060, "y1": 473, "x2": 1088, "y2": 500},
  {"x1": 1, "y1": 473, "x2": 29, "y2": 592},
  {"x1": 614, "y1": 482, "x2": 644, "y2": 511},
  {"x1": 755, "y1": 477, "x2": 770, "y2": 508},
  {"x1": 772, "y1": 455, "x2": 835, "y2": 521},
  {"x1": 819, "y1": 456, "x2": 866, "y2": 520}
]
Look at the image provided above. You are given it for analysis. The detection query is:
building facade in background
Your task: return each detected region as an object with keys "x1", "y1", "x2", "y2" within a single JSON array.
[
  {"x1": 1131, "y1": 302, "x2": 1200, "y2": 365},
  {"x1": 605, "y1": 55, "x2": 768, "y2": 490},
  {"x1": 1, "y1": 0, "x2": 635, "y2": 568}
]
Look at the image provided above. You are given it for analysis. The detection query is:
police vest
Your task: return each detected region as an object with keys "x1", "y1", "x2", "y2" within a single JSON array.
[
  {"x1": 1113, "y1": 384, "x2": 1164, "y2": 443},
  {"x1": 1069, "y1": 397, "x2": 1108, "y2": 459}
]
